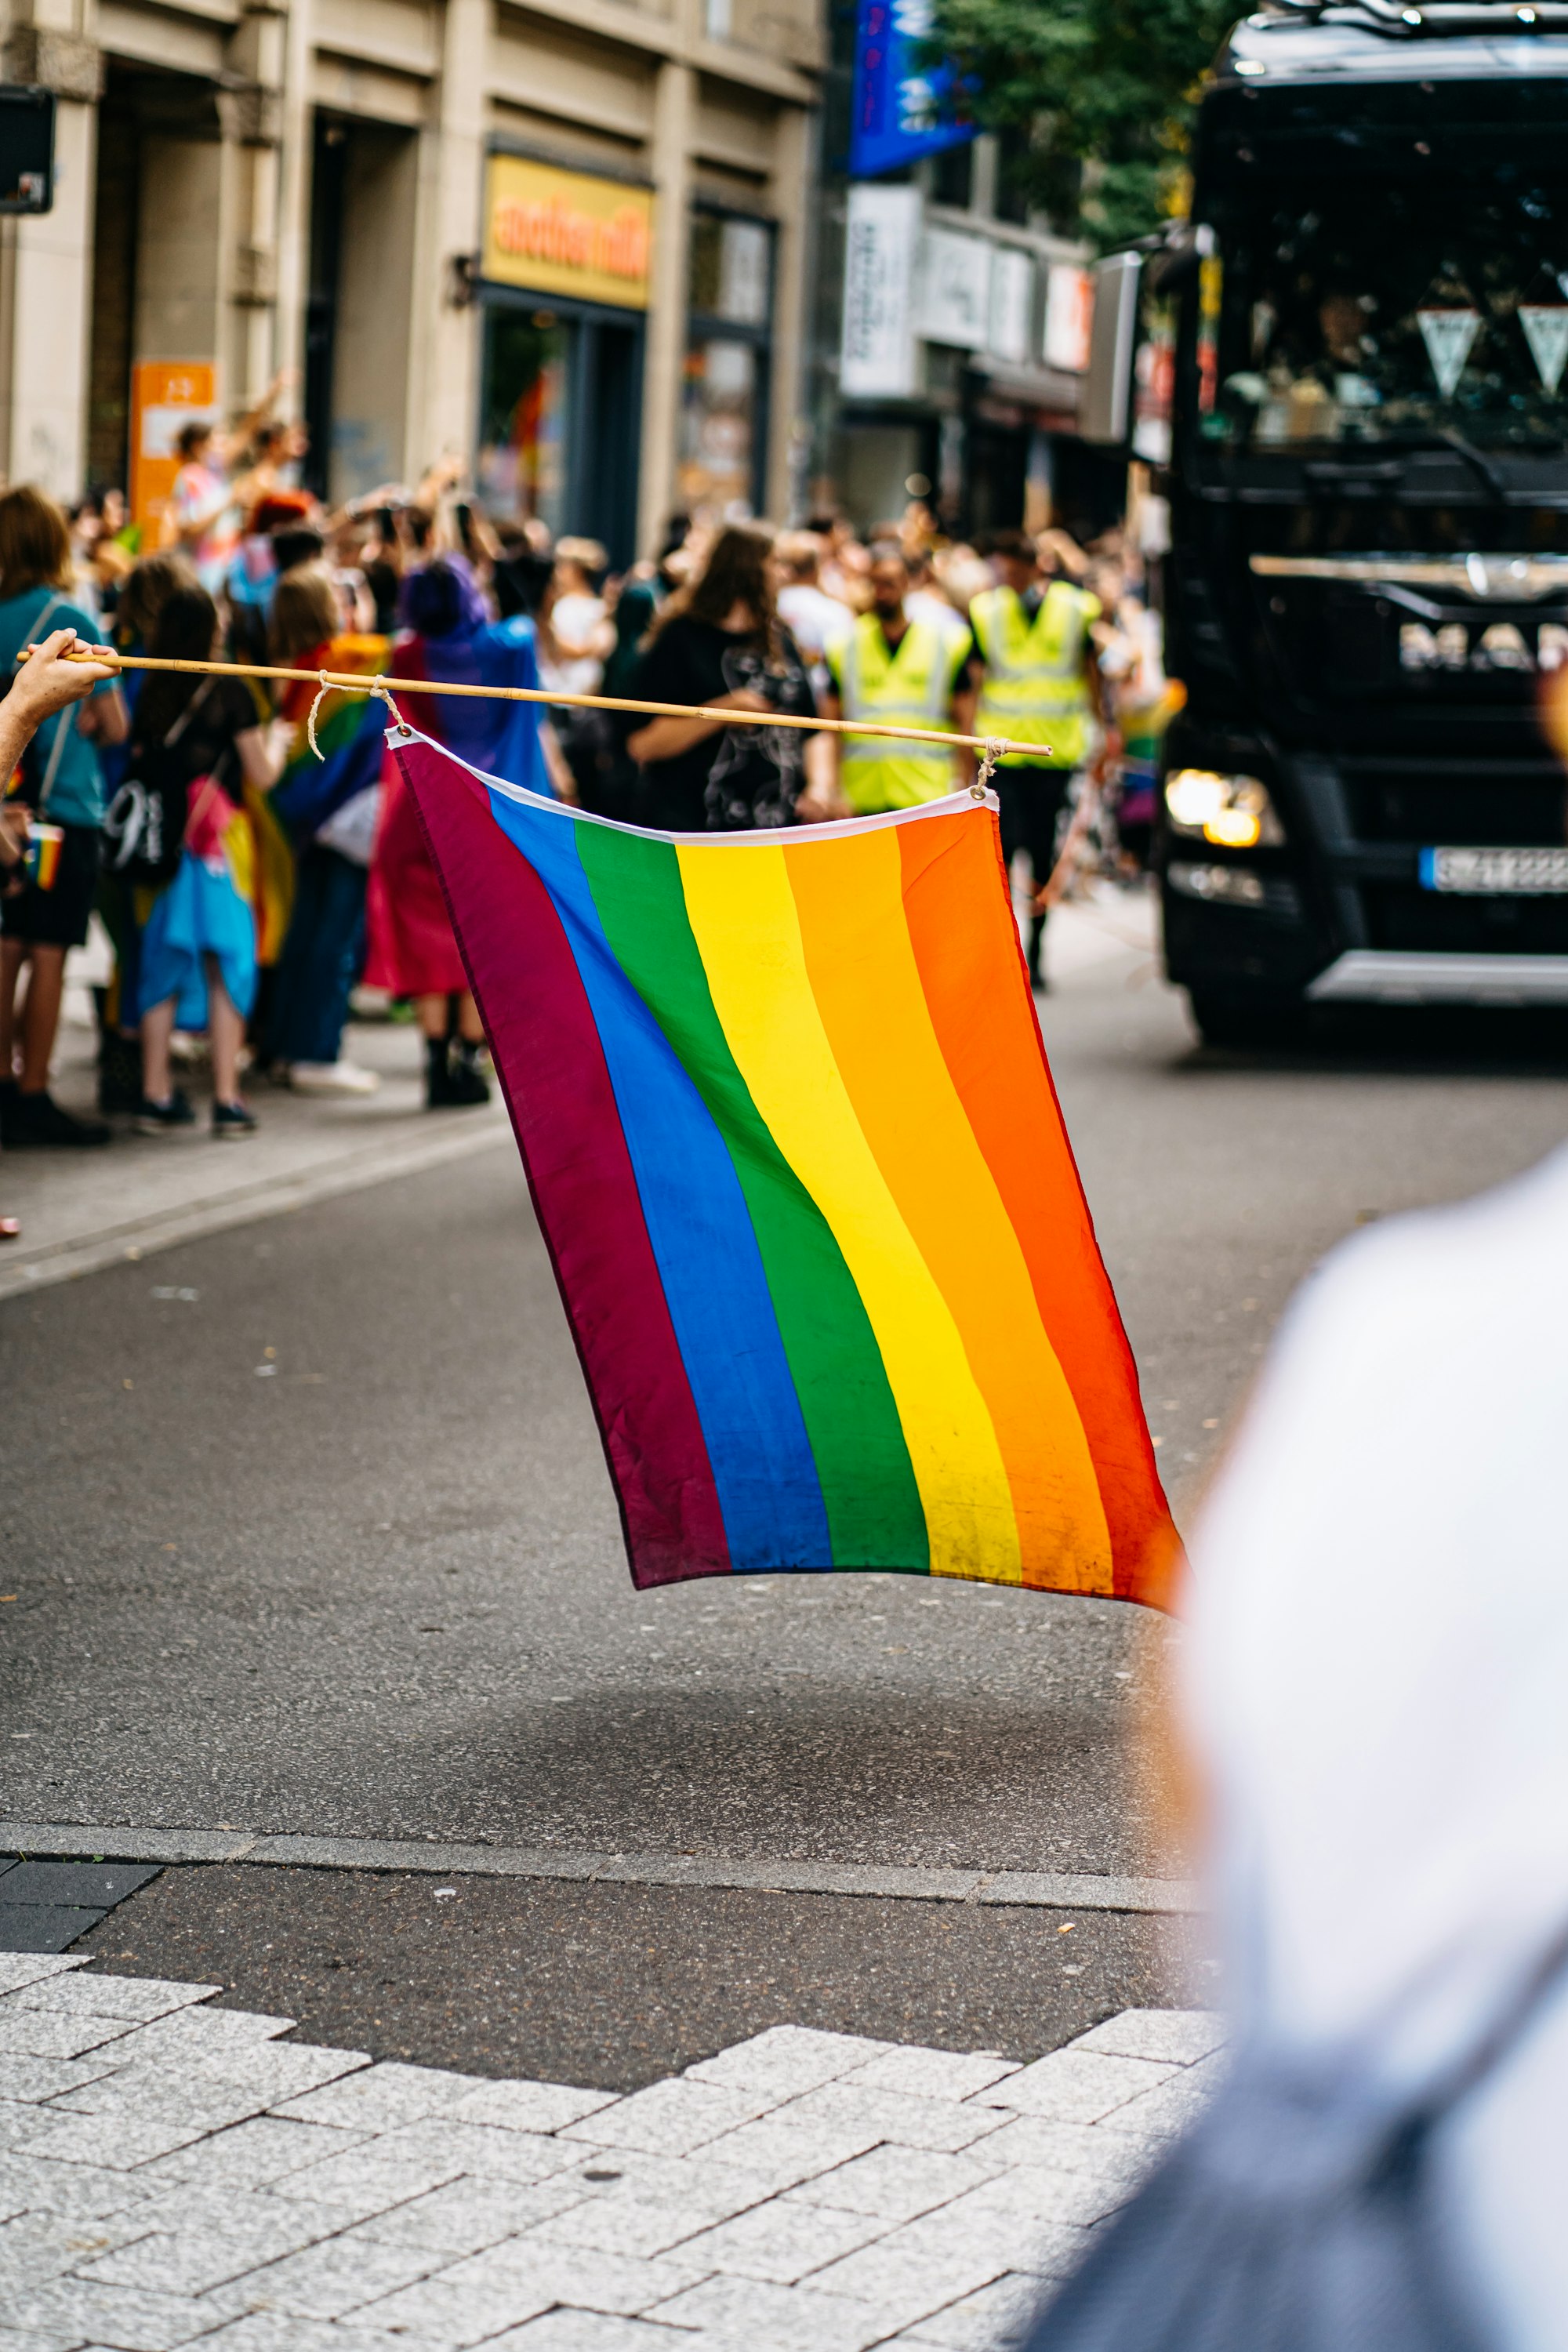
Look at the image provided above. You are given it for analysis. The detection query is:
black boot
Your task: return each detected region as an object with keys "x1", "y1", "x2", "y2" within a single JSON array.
[
  {"x1": 425, "y1": 1033, "x2": 456, "y2": 1109},
  {"x1": 445, "y1": 1036, "x2": 492, "y2": 1106}
]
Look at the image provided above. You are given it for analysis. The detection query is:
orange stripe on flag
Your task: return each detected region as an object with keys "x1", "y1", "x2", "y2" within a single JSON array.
[
  {"x1": 784, "y1": 823, "x2": 1113, "y2": 1593},
  {"x1": 897, "y1": 809, "x2": 1178, "y2": 1605}
]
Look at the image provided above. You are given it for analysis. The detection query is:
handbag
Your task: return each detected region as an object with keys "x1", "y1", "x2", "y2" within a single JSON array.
[
  {"x1": 102, "y1": 678, "x2": 218, "y2": 891},
  {"x1": 1020, "y1": 1918, "x2": 1568, "y2": 2352}
]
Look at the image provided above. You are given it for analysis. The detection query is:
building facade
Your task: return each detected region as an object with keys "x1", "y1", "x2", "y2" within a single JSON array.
[
  {"x1": 809, "y1": 70, "x2": 1118, "y2": 543},
  {"x1": 0, "y1": 0, "x2": 823, "y2": 561}
]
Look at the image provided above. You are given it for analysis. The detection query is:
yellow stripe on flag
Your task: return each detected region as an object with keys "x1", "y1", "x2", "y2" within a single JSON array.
[{"x1": 677, "y1": 837, "x2": 1022, "y2": 1583}]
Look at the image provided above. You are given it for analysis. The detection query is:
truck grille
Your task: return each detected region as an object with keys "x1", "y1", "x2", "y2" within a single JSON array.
[
  {"x1": 1346, "y1": 768, "x2": 1568, "y2": 848},
  {"x1": 1363, "y1": 886, "x2": 1568, "y2": 955}
]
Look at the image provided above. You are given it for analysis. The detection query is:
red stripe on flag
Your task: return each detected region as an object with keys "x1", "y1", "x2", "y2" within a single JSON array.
[{"x1": 397, "y1": 738, "x2": 730, "y2": 1586}]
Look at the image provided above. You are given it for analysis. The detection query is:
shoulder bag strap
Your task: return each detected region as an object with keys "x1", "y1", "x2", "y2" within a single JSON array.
[
  {"x1": 162, "y1": 674, "x2": 214, "y2": 749},
  {"x1": 1419, "y1": 1911, "x2": 1568, "y2": 2135},
  {"x1": 21, "y1": 593, "x2": 71, "y2": 812}
]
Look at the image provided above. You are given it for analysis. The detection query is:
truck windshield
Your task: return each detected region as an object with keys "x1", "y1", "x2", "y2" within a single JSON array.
[{"x1": 1203, "y1": 144, "x2": 1568, "y2": 452}]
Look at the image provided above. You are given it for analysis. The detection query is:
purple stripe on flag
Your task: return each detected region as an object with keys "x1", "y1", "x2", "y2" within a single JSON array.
[{"x1": 396, "y1": 735, "x2": 731, "y2": 1586}]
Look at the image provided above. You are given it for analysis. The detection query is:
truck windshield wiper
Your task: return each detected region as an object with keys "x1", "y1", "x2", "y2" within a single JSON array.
[
  {"x1": 1294, "y1": 433, "x2": 1508, "y2": 503},
  {"x1": 1431, "y1": 430, "x2": 1508, "y2": 504}
]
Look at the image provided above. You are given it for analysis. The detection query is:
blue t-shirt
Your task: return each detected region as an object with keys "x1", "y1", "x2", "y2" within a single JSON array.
[{"x1": 0, "y1": 585, "x2": 116, "y2": 828}]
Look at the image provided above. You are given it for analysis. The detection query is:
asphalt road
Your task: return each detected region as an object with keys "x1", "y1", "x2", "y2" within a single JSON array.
[
  {"x1": 77, "y1": 1866, "x2": 1207, "y2": 2087},
  {"x1": 6, "y1": 920, "x2": 1568, "y2": 2071}
]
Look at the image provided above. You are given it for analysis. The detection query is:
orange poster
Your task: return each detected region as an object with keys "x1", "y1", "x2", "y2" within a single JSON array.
[{"x1": 129, "y1": 361, "x2": 218, "y2": 538}]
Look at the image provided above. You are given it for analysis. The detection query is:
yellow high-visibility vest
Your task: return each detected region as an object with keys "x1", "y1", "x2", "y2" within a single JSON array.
[
  {"x1": 971, "y1": 581, "x2": 1101, "y2": 769},
  {"x1": 826, "y1": 612, "x2": 968, "y2": 814}
]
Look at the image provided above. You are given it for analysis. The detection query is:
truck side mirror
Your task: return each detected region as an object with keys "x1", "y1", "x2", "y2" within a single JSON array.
[{"x1": 1080, "y1": 253, "x2": 1142, "y2": 447}]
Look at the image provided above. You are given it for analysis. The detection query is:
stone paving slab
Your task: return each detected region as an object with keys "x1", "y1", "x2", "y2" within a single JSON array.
[{"x1": 0, "y1": 1959, "x2": 1220, "y2": 2348}]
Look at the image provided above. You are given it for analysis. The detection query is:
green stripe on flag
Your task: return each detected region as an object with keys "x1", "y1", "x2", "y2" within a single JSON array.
[{"x1": 579, "y1": 820, "x2": 927, "y2": 1571}]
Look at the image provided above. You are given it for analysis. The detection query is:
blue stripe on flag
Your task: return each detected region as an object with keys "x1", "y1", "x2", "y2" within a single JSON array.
[{"x1": 485, "y1": 788, "x2": 832, "y2": 1572}]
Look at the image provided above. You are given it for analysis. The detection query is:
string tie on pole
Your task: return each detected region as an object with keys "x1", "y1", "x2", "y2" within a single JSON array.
[
  {"x1": 975, "y1": 738, "x2": 1007, "y2": 793},
  {"x1": 306, "y1": 670, "x2": 333, "y2": 762},
  {"x1": 368, "y1": 675, "x2": 411, "y2": 737}
]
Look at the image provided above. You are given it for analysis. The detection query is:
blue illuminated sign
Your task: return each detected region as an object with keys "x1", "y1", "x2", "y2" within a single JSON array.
[{"x1": 849, "y1": 0, "x2": 976, "y2": 180}]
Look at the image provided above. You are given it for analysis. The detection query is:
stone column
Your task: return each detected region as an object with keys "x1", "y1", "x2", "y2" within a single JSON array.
[
  {"x1": 638, "y1": 54, "x2": 694, "y2": 556},
  {"x1": 405, "y1": 0, "x2": 485, "y2": 478},
  {"x1": 271, "y1": 0, "x2": 314, "y2": 403},
  {"x1": 765, "y1": 98, "x2": 811, "y2": 523},
  {"x1": 0, "y1": 22, "x2": 103, "y2": 498},
  {"x1": 219, "y1": 0, "x2": 287, "y2": 410}
]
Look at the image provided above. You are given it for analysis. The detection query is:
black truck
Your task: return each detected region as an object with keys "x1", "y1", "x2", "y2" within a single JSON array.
[{"x1": 1083, "y1": 0, "x2": 1568, "y2": 1040}]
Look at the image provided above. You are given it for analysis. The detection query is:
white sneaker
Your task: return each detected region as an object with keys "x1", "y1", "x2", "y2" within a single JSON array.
[{"x1": 287, "y1": 1061, "x2": 380, "y2": 1097}]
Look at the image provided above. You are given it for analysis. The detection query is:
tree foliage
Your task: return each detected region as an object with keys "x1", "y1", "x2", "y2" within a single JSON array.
[{"x1": 927, "y1": 0, "x2": 1237, "y2": 249}]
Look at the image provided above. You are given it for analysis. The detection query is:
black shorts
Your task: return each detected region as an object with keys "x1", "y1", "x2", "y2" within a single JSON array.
[{"x1": 0, "y1": 819, "x2": 100, "y2": 950}]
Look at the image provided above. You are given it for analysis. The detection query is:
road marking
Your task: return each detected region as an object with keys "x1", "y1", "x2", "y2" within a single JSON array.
[
  {"x1": 0, "y1": 1119, "x2": 511, "y2": 1303},
  {"x1": 0, "y1": 1820, "x2": 1199, "y2": 1913}
]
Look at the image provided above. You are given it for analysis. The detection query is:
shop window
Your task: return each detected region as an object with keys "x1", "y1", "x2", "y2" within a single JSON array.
[
  {"x1": 683, "y1": 212, "x2": 774, "y2": 518},
  {"x1": 689, "y1": 214, "x2": 771, "y2": 328},
  {"x1": 681, "y1": 339, "x2": 759, "y2": 518},
  {"x1": 477, "y1": 308, "x2": 570, "y2": 535},
  {"x1": 931, "y1": 141, "x2": 974, "y2": 212},
  {"x1": 995, "y1": 125, "x2": 1033, "y2": 227}
]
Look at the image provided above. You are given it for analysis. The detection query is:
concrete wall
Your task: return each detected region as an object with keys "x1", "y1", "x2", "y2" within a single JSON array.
[
  {"x1": 328, "y1": 122, "x2": 417, "y2": 497},
  {"x1": 0, "y1": 98, "x2": 97, "y2": 497},
  {"x1": 134, "y1": 135, "x2": 223, "y2": 363}
]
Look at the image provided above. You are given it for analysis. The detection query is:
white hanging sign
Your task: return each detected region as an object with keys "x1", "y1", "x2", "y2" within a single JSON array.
[
  {"x1": 916, "y1": 226, "x2": 991, "y2": 351},
  {"x1": 987, "y1": 249, "x2": 1033, "y2": 365},
  {"x1": 1519, "y1": 304, "x2": 1568, "y2": 394},
  {"x1": 840, "y1": 183, "x2": 920, "y2": 400},
  {"x1": 1417, "y1": 307, "x2": 1480, "y2": 397}
]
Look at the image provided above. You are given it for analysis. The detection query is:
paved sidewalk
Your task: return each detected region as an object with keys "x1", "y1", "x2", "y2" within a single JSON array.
[
  {"x1": 0, "y1": 1006, "x2": 510, "y2": 1302},
  {"x1": 0, "y1": 1955, "x2": 1220, "y2": 2350}
]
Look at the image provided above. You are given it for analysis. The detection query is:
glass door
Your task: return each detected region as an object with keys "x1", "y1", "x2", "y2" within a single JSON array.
[{"x1": 477, "y1": 307, "x2": 572, "y2": 536}]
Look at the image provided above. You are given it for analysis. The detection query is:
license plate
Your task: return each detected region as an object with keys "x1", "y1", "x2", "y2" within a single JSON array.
[{"x1": 1419, "y1": 845, "x2": 1568, "y2": 895}]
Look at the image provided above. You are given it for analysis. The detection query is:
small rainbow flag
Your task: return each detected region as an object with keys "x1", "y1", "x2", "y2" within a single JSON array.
[
  {"x1": 272, "y1": 633, "x2": 390, "y2": 844},
  {"x1": 27, "y1": 822, "x2": 62, "y2": 891},
  {"x1": 397, "y1": 731, "x2": 1176, "y2": 1603}
]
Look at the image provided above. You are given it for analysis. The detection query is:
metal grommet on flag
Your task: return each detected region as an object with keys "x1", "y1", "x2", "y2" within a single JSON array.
[{"x1": 306, "y1": 670, "x2": 333, "y2": 762}]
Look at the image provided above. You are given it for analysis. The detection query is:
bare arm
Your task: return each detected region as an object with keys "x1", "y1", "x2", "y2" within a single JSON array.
[
  {"x1": 626, "y1": 687, "x2": 768, "y2": 765},
  {"x1": 539, "y1": 720, "x2": 577, "y2": 804},
  {"x1": 0, "y1": 630, "x2": 118, "y2": 785},
  {"x1": 235, "y1": 723, "x2": 287, "y2": 793},
  {"x1": 222, "y1": 367, "x2": 293, "y2": 467},
  {"x1": 76, "y1": 684, "x2": 129, "y2": 747},
  {"x1": 793, "y1": 688, "x2": 847, "y2": 823}
]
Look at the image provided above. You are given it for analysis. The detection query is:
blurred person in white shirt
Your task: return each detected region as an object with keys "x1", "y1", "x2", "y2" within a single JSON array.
[{"x1": 775, "y1": 532, "x2": 852, "y2": 698}]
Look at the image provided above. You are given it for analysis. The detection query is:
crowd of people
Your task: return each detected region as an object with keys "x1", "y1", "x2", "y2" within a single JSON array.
[{"x1": 0, "y1": 419, "x2": 1179, "y2": 1194}]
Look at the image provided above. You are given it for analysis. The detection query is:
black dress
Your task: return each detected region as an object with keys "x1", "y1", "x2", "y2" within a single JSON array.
[{"x1": 624, "y1": 615, "x2": 817, "y2": 831}]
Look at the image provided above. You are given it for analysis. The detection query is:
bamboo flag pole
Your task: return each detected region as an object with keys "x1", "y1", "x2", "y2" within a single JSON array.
[{"x1": 21, "y1": 645, "x2": 1043, "y2": 770}]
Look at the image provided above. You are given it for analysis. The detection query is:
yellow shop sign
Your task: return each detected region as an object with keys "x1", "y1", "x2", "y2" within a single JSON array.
[{"x1": 483, "y1": 155, "x2": 654, "y2": 310}]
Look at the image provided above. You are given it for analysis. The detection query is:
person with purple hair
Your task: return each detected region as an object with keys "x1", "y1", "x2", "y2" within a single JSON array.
[{"x1": 366, "y1": 554, "x2": 551, "y2": 1109}]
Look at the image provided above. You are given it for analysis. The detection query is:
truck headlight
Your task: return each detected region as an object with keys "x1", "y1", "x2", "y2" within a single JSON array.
[{"x1": 1164, "y1": 768, "x2": 1283, "y2": 848}]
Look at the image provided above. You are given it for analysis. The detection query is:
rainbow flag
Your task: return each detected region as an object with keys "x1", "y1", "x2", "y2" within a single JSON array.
[
  {"x1": 397, "y1": 731, "x2": 1176, "y2": 1603},
  {"x1": 272, "y1": 634, "x2": 390, "y2": 844}
]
